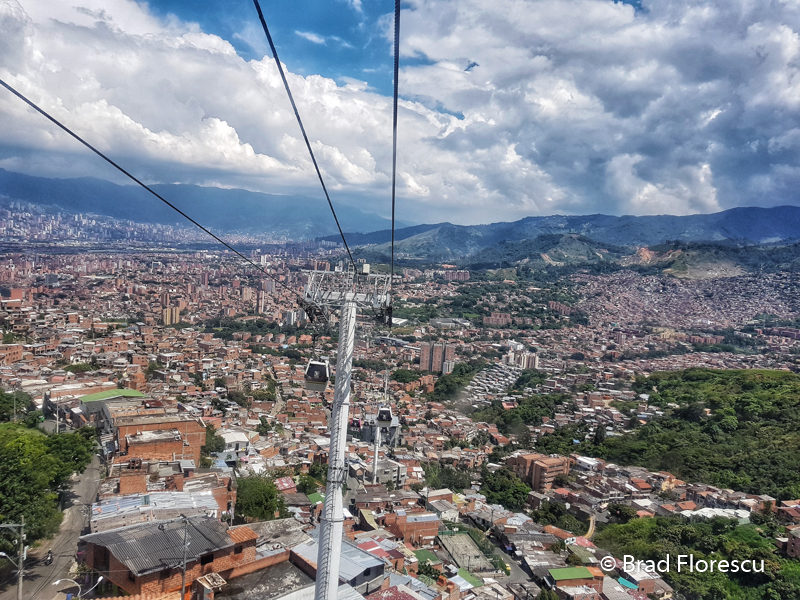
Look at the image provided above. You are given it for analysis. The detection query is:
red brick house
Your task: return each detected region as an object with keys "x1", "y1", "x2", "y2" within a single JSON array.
[
  {"x1": 82, "y1": 517, "x2": 282, "y2": 598},
  {"x1": 383, "y1": 510, "x2": 439, "y2": 547}
]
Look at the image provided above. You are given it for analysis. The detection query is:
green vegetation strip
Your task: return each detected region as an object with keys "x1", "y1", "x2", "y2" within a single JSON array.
[{"x1": 594, "y1": 516, "x2": 800, "y2": 600}]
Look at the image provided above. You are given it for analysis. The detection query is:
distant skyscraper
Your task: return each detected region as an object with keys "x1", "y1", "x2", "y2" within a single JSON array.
[
  {"x1": 161, "y1": 306, "x2": 180, "y2": 325},
  {"x1": 419, "y1": 343, "x2": 432, "y2": 372},
  {"x1": 257, "y1": 290, "x2": 267, "y2": 314},
  {"x1": 419, "y1": 342, "x2": 455, "y2": 374}
]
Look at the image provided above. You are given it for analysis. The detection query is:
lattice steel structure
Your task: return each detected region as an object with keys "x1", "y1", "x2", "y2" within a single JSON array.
[{"x1": 303, "y1": 269, "x2": 390, "y2": 600}]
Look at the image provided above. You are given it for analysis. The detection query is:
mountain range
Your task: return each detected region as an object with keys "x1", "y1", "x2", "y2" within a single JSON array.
[
  {"x1": 2, "y1": 169, "x2": 800, "y2": 271},
  {"x1": 0, "y1": 168, "x2": 398, "y2": 239},
  {"x1": 335, "y1": 206, "x2": 800, "y2": 263}
]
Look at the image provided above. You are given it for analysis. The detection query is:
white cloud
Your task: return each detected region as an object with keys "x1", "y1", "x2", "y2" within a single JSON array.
[
  {"x1": 0, "y1": 0, "x2": 799, "y2": 225},
  {"x1": 344, "y1": 0, "x2": 363, "y2": 14},
  {"x1": 294, "y1": 30, "x2": 325, "y2": 45}
]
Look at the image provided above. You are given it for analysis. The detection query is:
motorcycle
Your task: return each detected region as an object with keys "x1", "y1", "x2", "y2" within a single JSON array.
[{"x1": 44, "y1": 550, "x2": 53, "y2": 566}]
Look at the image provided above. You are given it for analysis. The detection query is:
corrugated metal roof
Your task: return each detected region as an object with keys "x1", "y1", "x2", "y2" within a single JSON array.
[
  {"x1": 387, "y1": 574, "x2": 438, "y2": 600},
  {"x1": 406, "y1": 513, "x2": 437, "y2": 523},
  {"x1": 92, "y1": 491, "x2": 218, "y2": 519},
  {"x1": 81, "y1": 516, "x2": 233, "y2": 575},
  {"x1": 293, "y1": 535, "x2": 384, "y2": 583}
]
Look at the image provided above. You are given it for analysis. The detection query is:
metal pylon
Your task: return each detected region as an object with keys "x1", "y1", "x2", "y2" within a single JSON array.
[{"x1": 305, "y1": 268, "x2": 390, "y2": 600}]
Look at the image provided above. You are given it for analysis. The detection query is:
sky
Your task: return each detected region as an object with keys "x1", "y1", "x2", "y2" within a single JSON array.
[{"x1": 0, "y1": 0, "x2": 799, "y2": 226}]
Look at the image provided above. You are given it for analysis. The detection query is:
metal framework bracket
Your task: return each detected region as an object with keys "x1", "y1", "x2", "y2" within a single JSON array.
[{"x1": 302, "y1": 269, "x2": 391, "y2": 322}]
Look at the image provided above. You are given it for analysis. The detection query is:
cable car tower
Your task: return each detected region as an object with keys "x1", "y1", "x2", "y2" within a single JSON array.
[{"x1": 304, "y1": 266, "x2": 391, "y2": 600}]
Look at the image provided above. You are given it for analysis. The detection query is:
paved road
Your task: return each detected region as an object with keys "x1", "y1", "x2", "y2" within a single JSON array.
[
  {"x1": 585, "y1": 513, "x2": 597, "y2": 540},
  {"x1": 0, "y1": 454, "x2": 102, "y2": 600}
]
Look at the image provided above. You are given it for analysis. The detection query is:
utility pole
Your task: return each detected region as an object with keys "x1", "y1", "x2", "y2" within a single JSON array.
[
  {"x1": 16, "y1": 516, "x2": 24, "y2": 600},
  {"x1": 304, "y1": 267, "x2": 391, "y2": 600},
  {"x1": 0, "y1": 519, "x2": 26, "y2": 600},
  {"x1": 371, "y1": 423, "x2": 381, "y2": 485},
  {"x1": 157, "y1": 515, "x2": 189, "y2": 599},
  {"x1": 180, "y1": 514, "x2": 188, "y2": 600},
  {"x1": 372, "y1": 376, "x2": 385, "y2": 485}
]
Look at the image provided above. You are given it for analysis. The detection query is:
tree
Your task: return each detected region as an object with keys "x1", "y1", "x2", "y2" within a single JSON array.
[
  {"x1": 227, "y1": 390, "x2": 250, "y2": 408},
  {"x1": 202, "y1": 424, "x2": 225, "y2": 455},
  {"x1": 0, "y1": 425, "x2": 93, "y2": 547},
  {"x1": 235, "y1": 475, "x2": 287, "y2": 522},
  {"x1": 481, "y1": 468, "x2": 531, "y2": 511},
  {"x1": 257, "y1": 417, "x2": 272, "y2": 435},
  {"x1": 297, "y1": 474, "x2": 318, "y2": 495},
  {"x1": 593, "y1": 426, "x2": 606, "y2": 445},
  {"x1": 45, "y1": 430, "x2": 94, "y2": 483},
  {"x1": 472, "y1": 431, "x2": 490, "y2": 447},
  {"x1": 145, "y1": 361, "x2": 160, "y2": 380},
  {"x1": 392, "y1": 369, "x2": 420, "y2": 384},
  {"x1": 566, "y1": 552, "x2": 583, "y2": 566},
  {"x1": 63, "y1": 363, "x2": 94, "y2": 374},
  {"x1": 308, "y1": 462, "x2": 327, "y2": 483},
  {"x1": 418, "y1": 561, "x2": 439, "y2": 580},
  {"x1": 251, "y1": 386, "x2": 276, "y2": 403},
  {"x1": 0, "y1": 390, "x2": 34, "y2": 423},
  {"x1": 608, "y1": 503, "x2": 637, "y2": 524},
  {"x1": 553, "y1": 473, "x2": 570, "y2": 488}
]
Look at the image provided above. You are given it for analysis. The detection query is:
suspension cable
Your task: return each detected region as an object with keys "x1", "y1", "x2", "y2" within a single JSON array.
[
  {"x1": 390, "y1": 0, "x2": 400, "y2": 300},
  {"x1": 251, "y1": 0, "x2": 357, "y2": 271},
  {"x1": 0, "y1": 78, "x2": 305, "y2": 303}
]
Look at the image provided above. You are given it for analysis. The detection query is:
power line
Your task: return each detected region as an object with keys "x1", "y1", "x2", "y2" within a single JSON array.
[
  {"x1": 251, "y1": 0, "x2": 357, "y2": 271},
  {"x1": 390, "y1": 0, "x2": 400, "y2": 298},
  {"x1": 0, "y1": 78, "x2": 311, "y2": 312}
]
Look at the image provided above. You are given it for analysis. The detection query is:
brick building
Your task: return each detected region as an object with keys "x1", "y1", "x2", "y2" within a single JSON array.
[
  {"x1": 546, "y1": 567, "x2": 604, "y2": 593},
  {"x1": 418, "y1": 342, "x2": 455, "y2": 374},
  {"x1": 777, "y1": 528, "x2": 800, "y2": 558},
  {"x1": 0, "y1": 344, "x2": 23, "y2": 365},
  {"x1": 507, "y1": 453, "x2": 571, "y2": 492},
  {"x1": 114, "y1": 414, "x2": 206, "y2": 463},
  {"x1": 126, "y1": 430, "x2": 185, "y2": 461},
  {"x1": 383, "y1": 510, "x2": 439, "y2": 547},
  {"x1": 82, "y1": 517, "x2": 279, "y2": 598}
]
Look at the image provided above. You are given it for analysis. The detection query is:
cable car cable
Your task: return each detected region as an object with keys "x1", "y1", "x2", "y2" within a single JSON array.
[
  {"x1": 0, "y1": 78, "x2": 304, "y2": 304},
  {"x1": 390, "y1": 0, "x2": 400, "y2": 299},
  {"x1": 252, "y1": 0, "x2": 357, "y2": 272}
]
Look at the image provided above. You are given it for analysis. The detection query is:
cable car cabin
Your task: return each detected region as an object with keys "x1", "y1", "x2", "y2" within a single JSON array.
[
  {"x1": 304, "y1": 360, "x2": 330, "y2": 392},
  {"x1": 377, "y1": 406, "x2": 393, "y2": 426}
]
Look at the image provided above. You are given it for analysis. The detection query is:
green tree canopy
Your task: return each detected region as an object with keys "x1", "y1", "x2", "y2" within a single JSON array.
[
  {"x1": 481, "y1": 467, "x2": 530, "y2": 511},
  {"x1": 0, "y1": 390, "x2": 34, "y2": 423},
  {"x1": 297, "y1": 474, "x2": 319, "y2": 495},
  {"x1": 0, "y1": 424, "x2": 93, "y2": 547},
  {"x1": 202, "y1": 424, "x2": 225, "y2": 455},
  {"x1": 392, "y1": 369, "x2": 421, "y2": 383},
  {"x1": 235, "y1": 475, "x2": 287, "y2": 522}
]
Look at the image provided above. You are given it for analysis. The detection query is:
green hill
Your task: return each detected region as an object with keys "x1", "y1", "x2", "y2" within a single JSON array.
[{"x1": 598, "y1": 369, "x2": 800, "y2": 499}]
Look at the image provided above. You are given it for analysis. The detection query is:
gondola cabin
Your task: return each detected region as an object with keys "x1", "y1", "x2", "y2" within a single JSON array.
[
  {"x1": 304, "y1": 359, "x2": 330, "y2": 392},
  {"x1": 377, "y1": 406, "x2": 393, "y2": 426}
]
